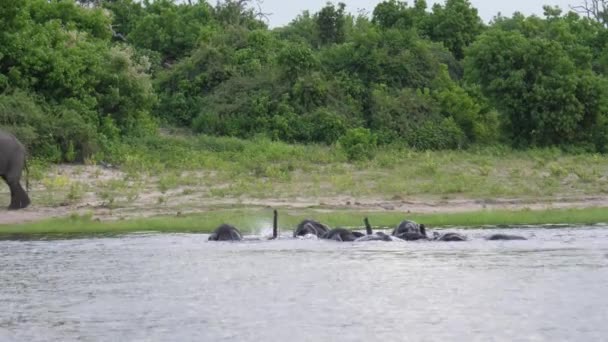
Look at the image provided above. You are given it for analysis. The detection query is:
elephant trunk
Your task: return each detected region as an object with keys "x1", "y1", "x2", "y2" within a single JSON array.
[
  {"x1": 272, "y1": 209, "x2": 278, "y2": 239},
  {"x1": 364, "y1": 217, "x2": 373, "y2": 235}
]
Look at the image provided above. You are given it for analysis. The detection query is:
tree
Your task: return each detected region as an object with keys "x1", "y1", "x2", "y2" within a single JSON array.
[
  {"x1": 214, "y1": 0, "x2": 268, "y2": 29},
  {"x1": 101, "y1": 0, "x2": 145, "y2": 40},
  {"x1": 274, "y1": 11, "x2": 319, "y2": 47},
  {"x1": 0, "y1": 0, "x2": 157, "y2": 159},
  {"x1": 128, "y1": 0, "x2": 215, "y2": 64},
  {"x1": 277, "y1": 43, "x2": 319, "y2": 81},
  {"x1": 373, "y1": 0, "x2": 413, "y2": 29},
  {"x1": 315, "y1": 2, "x2": 347, "y2": 45},
  {"x1": 465, "y1": 28, "x2": 608, "y2": 148},
  {"x1": 424, "y1": 0, "x2": 484, "y2": 59},
  {"x1": 372, "y1": 0, "x2": 428, "y2": 30},
  {"x1": 571, "y1": 0, "x2": 608, "y2": 26}
]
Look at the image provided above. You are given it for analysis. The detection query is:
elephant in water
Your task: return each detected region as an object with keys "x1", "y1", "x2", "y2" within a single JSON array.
[
  {"x1": 355, "y1": 231, "x2": 393, "y2": 242},
  {"x1": 0, "y1": 130, "x2": 30, "y2": 210},
  {"x1": 392, "y1": 220, "x2": 420, "y2": 235},
  {"x1": 392, "y1": 220, "x2": 465, "y2": 241},
  {"x1": 392, "y1": 220, "x2": 428, "y2": 241},
  {"x1": 294, "y1": 219, "x2": 330, "y2": 238},
  {"x1": 433, "y1": 231, "x2": 467, "y2": 242},
  {"x1": 354, "y1": 217, "x2": 394, "y2": 242},
  {"x1": 486, "y1": 233, "x2": 527, "y2": 241},
  {"x1": 208, "y1": 224, "x2": 243, "y2": 241},
  {"x1": 321, "y1": 228, "x2": 365, "y2": 242}
]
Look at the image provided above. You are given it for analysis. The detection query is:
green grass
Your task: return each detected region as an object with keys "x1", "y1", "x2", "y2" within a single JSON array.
[
  {"x1": 17, "y1": 135, "x2": 608, "y2": 206},
  {"x1": 1, "y1": 207, "x2": 607, "y2": 238},
  {"x1": 110, "y1": 136, "x2": 608, "y2": 200}
]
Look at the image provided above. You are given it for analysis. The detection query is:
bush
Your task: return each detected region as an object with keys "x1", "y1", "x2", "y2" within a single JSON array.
[
  {"x1": 0, "y1": 92, "x2": 65, "y2": 160},
  {"x1": 409, "y1": 117, "x2": 466, "y2": 150},
  {"x1": 0, "y1": 91, "x2": 50, "y2": 148},
  {"x1": 304, "y1": 108, "x2": 347, "y2": 144},
  {"x1": 369, "y1": 87, "x2": 442, "y2": 145},
  {"x1": 338, "y1": 128, "x2": 378, "y2": 161}
]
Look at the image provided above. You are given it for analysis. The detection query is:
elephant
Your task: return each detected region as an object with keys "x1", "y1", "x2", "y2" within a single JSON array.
[
  {"x1": 0, "y1": 130, "x2": 30, "y2": 210},
  {"x1": 208, "y1": 224, "x2": 243, "y2": 241},
  {"x1": 486, "y1": 233, "x2": 527, "y2": 241},
  {"x1": 321, "y1": 228, "x2": 365, "y2": 242},
  {"x1": 392, "y1": 220, "x2": 428, "y2": 241},
  {"x1": 432, "y1": 231, "x2": 467, "y2": 242},
  {"x1": 392, "y1": 220, "x2": 422, "y2": 235},
  {"x1": 355, "y1": 231, "x2": 393, "y2": 242},
  {"x1": 397, "y1": 224, "x2": 429, "y2": 241},
  {"x1": 355, "y1": 217, "x2": 394, "y2": 241},
  {"x1": 294, "y1": 219, "x2": 330, "y2": 238}
]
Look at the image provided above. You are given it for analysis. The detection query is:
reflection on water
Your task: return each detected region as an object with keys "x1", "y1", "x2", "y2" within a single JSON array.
[{"x1": 1, "y1": 227, "x2": 608, "y2": 341}]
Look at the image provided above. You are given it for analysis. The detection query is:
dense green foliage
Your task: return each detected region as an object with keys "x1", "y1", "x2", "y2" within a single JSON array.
[
  {"x1": 2, "y1": 0, "x2": 608, "y2": 162},
  {"x1": 0, "y1": 0, "x2": 156, "y2": 161},
  {"x1": 465, "y1": 7, "x2": 608, "y2": 150}
]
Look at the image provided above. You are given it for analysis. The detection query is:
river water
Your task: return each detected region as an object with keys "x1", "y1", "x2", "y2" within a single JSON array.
[{"x1": 1, "y1": 226, "x2": 607, "y2": 342}]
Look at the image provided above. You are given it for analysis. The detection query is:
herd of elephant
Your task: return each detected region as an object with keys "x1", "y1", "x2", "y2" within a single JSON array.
[{"x1": 208, "y1": 210, "x2": 528, "y2": 242}]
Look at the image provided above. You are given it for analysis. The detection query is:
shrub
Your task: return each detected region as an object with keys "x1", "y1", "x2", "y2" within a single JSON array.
[
  {"x1": 338, "y1": 128, "x2": 378, "y2": 161},
  {"x1": 304, "y1": 108, "x2": 347, "y2": 144},
  {"x1": 409, "y1": 117, "x2": 466, "y2": 150}
]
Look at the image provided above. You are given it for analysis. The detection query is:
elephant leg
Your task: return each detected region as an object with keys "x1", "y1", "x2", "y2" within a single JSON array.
[
  {"x1": 7, "y1": 180, "x2": 30, "y2": 210},
  {"x1": 2, "y1": 175, "x2": 8, "y2": 208}
]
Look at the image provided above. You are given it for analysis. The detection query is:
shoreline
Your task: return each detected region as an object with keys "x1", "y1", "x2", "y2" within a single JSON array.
[
  {"x1": 1, "y1": 204, "x2": 607, "y2": 238},
  {"x1": 3, "y1": 161, "x2": 608, "y2": 235},
  {"x1": 3, "y1": 191, "x2": 608, "y2": 226}
]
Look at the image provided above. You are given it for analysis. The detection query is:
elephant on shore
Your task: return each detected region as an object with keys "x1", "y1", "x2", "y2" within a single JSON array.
[{"x1": 0, "y1": 130, "x2": 30, "y2": 210}]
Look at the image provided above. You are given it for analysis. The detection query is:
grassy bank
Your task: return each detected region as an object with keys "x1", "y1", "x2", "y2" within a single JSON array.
[
  {"x1": 15, "y1": 134, "x2": 608, "y2": 211},
  {"x1": 3, "y1": 134, "x2": 608, "y2": 237},
  {"x1": 1, "y1": 207, "x2": 607, "y2": 238}
]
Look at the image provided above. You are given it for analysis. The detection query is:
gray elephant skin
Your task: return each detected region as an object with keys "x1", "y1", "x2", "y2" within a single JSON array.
[{"x1": 0, "y1": 130, "x2": 30, "y2": 210}]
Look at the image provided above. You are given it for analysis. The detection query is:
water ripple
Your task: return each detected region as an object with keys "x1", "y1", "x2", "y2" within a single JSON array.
[{"x1": 1, "y1": 227, "x2": 607, "y2": 341}]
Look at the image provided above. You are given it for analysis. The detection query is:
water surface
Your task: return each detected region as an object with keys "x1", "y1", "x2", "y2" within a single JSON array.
[{"x1": 1, "y1": 226, "x2": 607, "y2": 341}]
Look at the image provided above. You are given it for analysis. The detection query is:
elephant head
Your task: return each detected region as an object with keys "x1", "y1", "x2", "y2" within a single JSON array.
[
  {"x1": 208, "y1": 224, "x2": 243, "y2": 241},
  {"x1": 294, "y1": 219, "x2": 330, "y2": 238}
]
